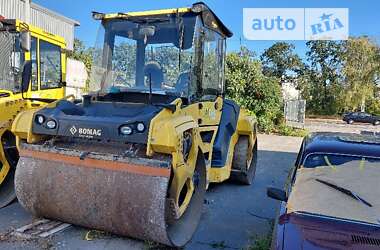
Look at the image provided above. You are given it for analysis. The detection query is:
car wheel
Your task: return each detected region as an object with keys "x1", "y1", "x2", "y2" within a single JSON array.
[
  {"x1": 347, "y1": 119, "x2": 354, "y2": 124},
  {"x1": 373, "y1": 121, "x2": 380, "y2": 126}
]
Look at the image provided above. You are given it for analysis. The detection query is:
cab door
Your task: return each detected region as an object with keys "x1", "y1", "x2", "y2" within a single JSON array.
[
  {"x1": 37, "y1": 39, "x2": 65, "y2": 100},
  {"x1": 27, "y1": 36, "x2": 40, "y2": 104},
  {"x1": 38, "y1": 39, "x2": 64, "y2": 99},
  {"x1": 26, "y1": 37, "x2": 65, "y2": 102}
]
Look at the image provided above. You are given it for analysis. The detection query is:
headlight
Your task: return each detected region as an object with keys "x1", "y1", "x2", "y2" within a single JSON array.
[
  {"x1": 36, "y1": 115, "x2": 45, "y2": 124},
  {"x1": 136, "y1": 122, "x2": 145, "y2": 132},
  {"x1": 120, "y1": 125, "x2": 133, "y2": 135},
  {"x1": 46, "y1": 120, "x2": 57, "y2": 129}
]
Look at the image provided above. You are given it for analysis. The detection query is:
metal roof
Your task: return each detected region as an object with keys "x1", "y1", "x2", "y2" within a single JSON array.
[
  {"x1": 0, "y1": 0, "x2": 79, "y2": 50},
  {"x1": 31, "y1": 2, "x2": 79, "y2": 27}
]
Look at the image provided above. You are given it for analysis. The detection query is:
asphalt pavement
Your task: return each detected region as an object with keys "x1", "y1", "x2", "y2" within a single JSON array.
[
  {"x1": 305, "y1": 119, "x2": 379, "y2": 134},
  {"x1": 0, "y1": 134, "x2": 303, "y2": 250}
]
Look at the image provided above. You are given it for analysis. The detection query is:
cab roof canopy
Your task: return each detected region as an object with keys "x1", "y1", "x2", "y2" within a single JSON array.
[{"x1": 92, "y1": 2, "x2": 233, "y2": 38}]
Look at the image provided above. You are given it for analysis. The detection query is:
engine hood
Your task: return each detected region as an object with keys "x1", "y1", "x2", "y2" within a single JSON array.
[
  {"x1": 280, "y1": 212, "x2": 380, "y2": 250},
  {"x1": 32, "y1": 100, "x2": 165, "y2": 144}
]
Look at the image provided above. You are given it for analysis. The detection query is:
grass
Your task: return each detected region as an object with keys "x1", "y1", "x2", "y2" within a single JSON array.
[
  {"x1": 247, "y1": 236, "x2": 272, "y2": 250},
  {"x1": 275, "y1": 124, "x2": 309, "y2": 137},
  {"x1": 247, "y1": 218, "x2": 275, "y2": 250}
]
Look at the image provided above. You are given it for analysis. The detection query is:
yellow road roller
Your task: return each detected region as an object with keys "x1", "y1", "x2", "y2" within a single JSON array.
[
  {"x1": 0, "y1": 18, "x2": 67, "y2": 208},
  {"x1": 12, "y1": 3, "x2": 258, "y2": 247}
]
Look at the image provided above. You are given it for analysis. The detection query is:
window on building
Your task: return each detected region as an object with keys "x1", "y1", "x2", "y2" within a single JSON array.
[{"x1": 40, "y1": 40, "x2": 61, "y2": 89}]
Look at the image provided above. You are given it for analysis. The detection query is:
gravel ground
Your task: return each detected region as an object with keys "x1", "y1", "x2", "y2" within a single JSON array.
[{"x1": 0, "y1": 134, "x2": 303, "y2": 250}]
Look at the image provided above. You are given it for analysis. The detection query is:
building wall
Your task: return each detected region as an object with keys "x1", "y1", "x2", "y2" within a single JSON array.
[
  {"x1": 0, "y1": 0, "x2": 78, "y2": 50},
  {"x1": 281, "y1": 81, "x2": 300, "y2": 101}
]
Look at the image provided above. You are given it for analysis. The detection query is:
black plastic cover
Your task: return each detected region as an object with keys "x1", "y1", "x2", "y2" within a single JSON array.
[
  {"x1": 32, "y1": 100, "x2": 163, "y2": 144},
  {"x1": 211, "y1": 99, "x2": 240, "y2": 168}
]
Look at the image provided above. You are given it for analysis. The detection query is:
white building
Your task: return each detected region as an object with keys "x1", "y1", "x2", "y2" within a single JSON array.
[
  {"x1": 281, "y1": 80, "x2": 300, "y2": 101},
  {"x1": 0, "y1": 0, "x2": 79, "y2": 50}
]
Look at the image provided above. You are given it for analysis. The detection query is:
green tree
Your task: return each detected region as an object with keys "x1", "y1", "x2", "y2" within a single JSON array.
[
  {"x1": 305, "y1": 40, "x2": 345, "y2": 114},
  {"x1": 366, "y1": 99, "x2": 380, "y2": 115},
  {"x1": 342, "y1": 37, "x2": 380, "y2": 111},
  {"x1": 260, "y1": 42, "x2": 303, "y2": 78},
  {"x1": 226, "y1": 47, "x2": 283, "y2": 132},
  {"x1": 67, "y1": 39, "x2": 93, "y2": 74}
]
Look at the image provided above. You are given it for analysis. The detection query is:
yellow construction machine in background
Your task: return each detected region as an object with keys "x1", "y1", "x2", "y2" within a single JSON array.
[{"x1": 0, "y1": 18, "x2": 67, "y2": 207}]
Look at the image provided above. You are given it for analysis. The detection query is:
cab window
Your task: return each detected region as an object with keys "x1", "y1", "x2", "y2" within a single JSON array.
[
  {"x1": 202, "y1": 29, "x2": 225, "y2": 95},
  {"x1": 40, "y1": 40, "x2": 61, "y2": 89},
  {"x1": 31, "y1": 37, "x2": 38, "y2": 91}
]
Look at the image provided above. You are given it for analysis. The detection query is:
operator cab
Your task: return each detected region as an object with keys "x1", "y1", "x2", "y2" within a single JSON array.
[
  {"x1": 0, "y1": 19, "x2": 29, "y2": 96},
  {"x1": 0, "y1": 19, "x2": 66, "y2": 100},
  {"x1": 89, "y1": 2, "x2": 232, "y2": 104}
]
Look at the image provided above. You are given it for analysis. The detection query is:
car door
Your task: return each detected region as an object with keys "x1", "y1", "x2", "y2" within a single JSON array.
[
  {"x1": 273, "y1": 140, "x2": 305, "y2": 250},
  {"x1": 355, "y1": 112, "x2": 365, "y2": 122},
  {"x1": 358, "y1": 112, "x2": 370, "y2": 123},
  {"x1": 363, "y1": 113, "x2": 372, "y2": 123}
]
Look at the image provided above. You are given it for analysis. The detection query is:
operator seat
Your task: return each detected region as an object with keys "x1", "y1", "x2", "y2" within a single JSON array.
[{"x1": 144, "y1": 62, "x2": 164, "y2": 89}]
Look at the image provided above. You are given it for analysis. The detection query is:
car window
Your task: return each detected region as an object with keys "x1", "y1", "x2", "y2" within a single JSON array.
[{"x1": 303, "y1": 154, "x2": 380, "y2": 168}]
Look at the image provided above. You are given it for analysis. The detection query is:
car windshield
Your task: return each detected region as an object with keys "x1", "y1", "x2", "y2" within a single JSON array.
[
  {"x1": 0, "y1": 31, "x2": 23, "y2": 93},
  {"x1": 303, "y1": 154, "x2": 380, "y2": 168},
  {"x1": 289, "y1": 156, "x2": 380, "y2": 224},
  {"x1": 89, "y1": 15, "x2": 197, "y2": 97}
]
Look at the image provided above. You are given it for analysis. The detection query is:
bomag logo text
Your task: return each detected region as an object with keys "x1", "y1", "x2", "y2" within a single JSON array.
[{"x1": 78, "y1": 128, "x2": 102, "y2": 137}]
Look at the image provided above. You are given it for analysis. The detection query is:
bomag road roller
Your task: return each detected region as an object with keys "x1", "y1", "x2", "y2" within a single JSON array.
[
  {"x1": 0, "y1": 18, "x2": 67, "y2": 208},
  {"x1": 12, "y1": 3, "x2": 258, "y2": 247}
]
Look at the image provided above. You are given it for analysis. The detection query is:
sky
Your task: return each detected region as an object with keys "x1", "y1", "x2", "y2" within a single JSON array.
[{"x1": 33, "y1": 0, "x2": 380, "y2": 59}]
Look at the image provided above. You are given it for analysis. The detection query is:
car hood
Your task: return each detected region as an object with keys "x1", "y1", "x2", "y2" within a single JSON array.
[{"x1": 280, "y1": 212, "x2": 380, "y2": 250}]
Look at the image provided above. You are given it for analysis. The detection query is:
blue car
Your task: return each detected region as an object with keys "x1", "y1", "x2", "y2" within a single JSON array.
[
  {"x1": 268, "y1": 132, "x2": 380, "y2": 250},
  {"x1": 343, "y1": 112, "x2": 380, "y2": 126}
]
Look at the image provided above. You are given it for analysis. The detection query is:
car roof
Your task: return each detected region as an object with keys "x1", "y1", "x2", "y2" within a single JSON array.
[{"x1": 302, "y1": 132, "x2": 380, "y2": 159}]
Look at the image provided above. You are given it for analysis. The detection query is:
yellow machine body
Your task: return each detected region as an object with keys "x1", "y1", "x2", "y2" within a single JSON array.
[
  {"x1": 147, "y1": 97, "x2": 257, "y2": 185},
  {"x1": 0, "y1": 19, "x2": 67, "y2": 206},
  {"x1": 12, "y1": 3, "x2": 257, "y2": 247}
]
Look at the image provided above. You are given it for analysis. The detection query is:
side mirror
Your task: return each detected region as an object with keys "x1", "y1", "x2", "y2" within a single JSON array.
[
  {"x1": 21, "y1": 60, "x2": 32, "y2": 94},
  {"x1": 20, "y1": 31, "x2": 31, "y2": 52},
  {"x1": 267, "y1": 187, "x2": 288, "y2": 202}
]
